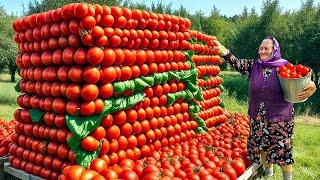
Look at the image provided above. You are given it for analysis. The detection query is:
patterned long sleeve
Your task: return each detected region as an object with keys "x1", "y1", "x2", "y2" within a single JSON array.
[{"x1": 223, "y1": 52, "x2": 254, "y2": 76}]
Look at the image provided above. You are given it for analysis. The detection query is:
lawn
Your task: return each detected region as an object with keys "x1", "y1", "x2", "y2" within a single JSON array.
[{"x1": 0, "y1": 73, "x2": 20, "y2": 121}]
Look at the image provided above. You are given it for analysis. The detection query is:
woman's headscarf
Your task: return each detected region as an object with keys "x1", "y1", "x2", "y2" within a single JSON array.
[{"x1": 257, "y1": 36, "x2": 288, "y2": 67}]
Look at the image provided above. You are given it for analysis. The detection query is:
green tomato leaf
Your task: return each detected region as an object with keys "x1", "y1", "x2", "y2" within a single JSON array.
[
  {"x1": 29, "y1": 109, "x2": 45, "y2": 123},
  {"x1": 14, "y1": 81, "x2": 20, "y2": 92}
]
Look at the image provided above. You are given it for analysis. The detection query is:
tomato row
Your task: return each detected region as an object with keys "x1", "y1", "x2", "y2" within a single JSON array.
[
  {"x1": 189, "y1": 44, "x2": 219, "y2": 55},
  {"x1": 15, "y1": 24, "x2": 191, "y2": 44},
  {"x1": 14, "y1": 109, "x2": 66, "y2": 129},
  {"x1": 192, "y1": 55, "x2": 222, "y2": 65},
  {"x1": 19, "y1": 64, "x2": 189, "y2": 87},
  {"x1": 13, "y1": 122, "x2": 70, "y2": 144},
  {"x1": 13, "y1": 4, "x2": 191, "y2": 33},
  {"x1": 100, "y1": 113, "x2": 191, "y2": 139},
  {"x1": 17, "y1": 83, "x2": 187, "y2": 113},
  {"x1": 17, "y1": 48, "x2": 187, "y2": 68},
  {"x1": 205, "y1": 114, "x2": 229, "y2": 127},
  {"x1": 9, "y1": 155, "x2": 62, "y2": 180},
  {"x1": 197, "y1": 76, "x2": 223, "y2": 88},
  {"x1": 189, "y1": 30, "x2": 216, "y2": 43},
  {"x1": 143, "y1": 82, "x2": 185, "y2": 97},
  {"x1": 198, "y1": 96, "x2": 222, "y2": 110},
  {"x1": 10, "y1": 137, "x2": 74, "y2": 165},
  {"x1": 197, "y1": 65, "x2": 221, "y2": 77},
  {"x1": 100, "y1": 106, "x2": 190, "y2": 130},
  {"x1": 82, "y1": 121, "x2": 197, "y2": 153},
  {"x1": 202, "y1": 87, "x2": 222, "y2": 100},
  {"x1": 18, "y1": 79, "x2": 186, "y2": 101},
  {"x1": 17, "y1": 37, "x2": 190, "y2": 54},
  {"x1": 196, "y1": 106, "x2": 225, "y2": 120}
]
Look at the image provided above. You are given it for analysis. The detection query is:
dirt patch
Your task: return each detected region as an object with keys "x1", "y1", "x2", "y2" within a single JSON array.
[{"x1": 295, "y1": 115, "x2": 320, "y2": 126}]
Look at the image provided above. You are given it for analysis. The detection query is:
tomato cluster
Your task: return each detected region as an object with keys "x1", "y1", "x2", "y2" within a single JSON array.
[
  {"x1": 278, "y1": 63, "x2": 310, "y2": 78},
  {"x1": 0, "y1": 119, "x2": 15, "y2": 157},
  {"x1": 60, "y1": 113, "x2": 250, "y2": 180}
]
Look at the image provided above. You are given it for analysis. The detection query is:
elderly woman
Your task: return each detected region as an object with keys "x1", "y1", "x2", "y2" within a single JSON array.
[{"x1": 214, "y1": 36, "x2": 316, "y2": 180}]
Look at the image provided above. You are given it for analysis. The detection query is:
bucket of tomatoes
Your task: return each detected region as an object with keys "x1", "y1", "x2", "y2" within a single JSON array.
[{"x1": 278, "y1": 63, "x2": 312, "y2": 103}]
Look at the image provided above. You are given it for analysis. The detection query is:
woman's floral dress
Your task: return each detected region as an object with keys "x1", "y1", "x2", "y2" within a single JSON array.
[{"x1": 225, "y1": 54, "x2": 294, "y2": 166}]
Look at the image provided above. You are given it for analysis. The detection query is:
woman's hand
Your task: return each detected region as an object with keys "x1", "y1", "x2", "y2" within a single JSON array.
[
  {"x1": 297, "y1": 81, "x2": 317, "y2": 100},
  {"x1": 213, "y1": 40, "x2": 229, "y2": 56}
]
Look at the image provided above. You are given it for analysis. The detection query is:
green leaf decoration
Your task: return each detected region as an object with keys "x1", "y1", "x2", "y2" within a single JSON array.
[
  {"x1": 66, "y1": 92, "x2": 145, "y2": 139},
  {"x1": 195, "y1": 127, "x2": 207, "y2": 134},
  {"x1": 107, "y1": 92, "x2": 145, "y2": 113},
  {"x1": 219, "y1": 101, "x2": 225, "y2": 108},
  {"x1": 153, "y1": 73, "x2": 163, "y2": 84},
  {"x1": 189, "y1": 37, "x2": 197, "y2": 44},
  {"x1": 218, "y1": 84, "x2": 225, "y2": 92},
  {"x1": 67, "y1": 136, "x2": 82, "y2": 150},
  {"x1": 195, "y1": 116, "x2": 206, "y2": 127},
  {"x1": 134, "y1": 78, "x2": 151, "y2": 91},
  {"x1": 66, "y1": 114, "x2": 103, "y2": 138},
  {"x1": 124, "y1": 80, "x2": 135, "y2": 90},
  {"x1": 14, "y1": 81, "x2": 20, "y2": 92},
  {"x1": 140, "y1": 76, "x2": 154, "y2": 87},
  {"x1": 73, "y1": 141, "x2": 101, "y2": 168},
  {"x1": 65, "y1": 92, "x2": 145, "y2": 169},
  {"x1": 29, "y1": 109, "x2": 45, "y2": 123},
  {"x1": 114, "y1": 81, "x2": 126, "y2": 94}
]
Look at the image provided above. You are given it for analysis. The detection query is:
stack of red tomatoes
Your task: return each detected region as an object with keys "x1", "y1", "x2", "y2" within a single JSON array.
[
  {"x1": 11, "y1": 2, "x2": 250, "y2": 180},
  {"x1": 190, "y1": 31, "x2": 228, "y2": 127},
  {"x1": 60, "y1": 113, "x2": 250, "y2": 180},
  {"x1": 279, "y1": 63, "x2": 310, "y2": 78}
]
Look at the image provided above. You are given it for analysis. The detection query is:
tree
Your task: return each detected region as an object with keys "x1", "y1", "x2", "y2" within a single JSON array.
[{"x1": 0, "y1": 5, "x2": 18, "y2": 82}]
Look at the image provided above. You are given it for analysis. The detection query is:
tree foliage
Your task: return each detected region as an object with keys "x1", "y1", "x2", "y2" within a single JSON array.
[{"x1": 0, "y1": 5, "x2": 18, "y2": 81}]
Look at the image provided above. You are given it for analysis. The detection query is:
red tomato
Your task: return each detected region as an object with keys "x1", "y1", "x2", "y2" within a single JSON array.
[
  {"x1": 80, "y1": 101, "x2": 96, "y2": 116},
  {"x1": 232, "y1": 160, "x2": 246, "y2": 176},
  {"x1": 89, "y1": 158, "x2": 108, "y2": 173},
  {"x1": 80, "y1": 16, "x2": 96, "y2": 29},
  {"x1": 91, "y1": 126, "x2": 106, "y2": 140},
  {"x1": 87, "y1": 47, "x2": 104, "y2": 65},
  {"x1": 102, "y1": 49, "x2": 116, "y2": 66},
  {"x1": 106, "y1": 125, "x2": 121, "y2": 140},
  {"x1": 99, "y1": 83, "x2": 114, "y2": 99},
  {"x1": 81, "y1": 84, "x2": 99, "y2": 101},
  {"x1": 81, "y1": 136, "x2": 99, "y2": 152},
  {"x1": 285, "y1": 63, "x2": 294, "y2": 70},
  {"x1": 83, "y1": 66, "x2": 100, "y2": 83}
]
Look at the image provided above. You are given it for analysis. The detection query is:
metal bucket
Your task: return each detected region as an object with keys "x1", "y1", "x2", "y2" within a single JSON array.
[{"x1": 278, "y1": 70, "x2": 312, "y2": 103}]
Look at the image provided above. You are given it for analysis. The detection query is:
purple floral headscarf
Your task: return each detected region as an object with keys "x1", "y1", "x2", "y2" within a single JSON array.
[{"x1": 257, "y1": 36, "x2": 288, "y2": 67}]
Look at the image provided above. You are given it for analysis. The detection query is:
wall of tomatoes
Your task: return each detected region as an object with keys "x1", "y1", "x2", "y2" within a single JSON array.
[{"x1": 7, "y1": 2, "x2": 251, "y2": 180}]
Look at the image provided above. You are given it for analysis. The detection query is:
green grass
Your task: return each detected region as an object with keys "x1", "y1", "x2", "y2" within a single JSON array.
[
  {"x1": 268, "y1": 123, "x2": 320, "y2": 179},
  {"x1": 221, "y1": 89, "x2": 248, "y2": 114},
  {"x1": 0, "y1": 73, "x2": 20, "y2": 121}
]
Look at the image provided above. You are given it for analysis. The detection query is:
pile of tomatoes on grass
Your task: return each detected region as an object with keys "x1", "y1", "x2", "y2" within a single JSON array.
[
  {"x1": 0, "y1": 119, "x2": 15, "y2": 157},
  {"x1": 59, "y1": 113, "x2": 250, "y2": 180},
  {"x1": 278, "y1": 63, "x2": 310, "y2": 79}
]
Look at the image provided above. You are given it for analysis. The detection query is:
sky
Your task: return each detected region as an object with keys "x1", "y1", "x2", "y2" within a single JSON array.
[{"x1": 1, "y1": 0, "x2": 320, "y2": 17}]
